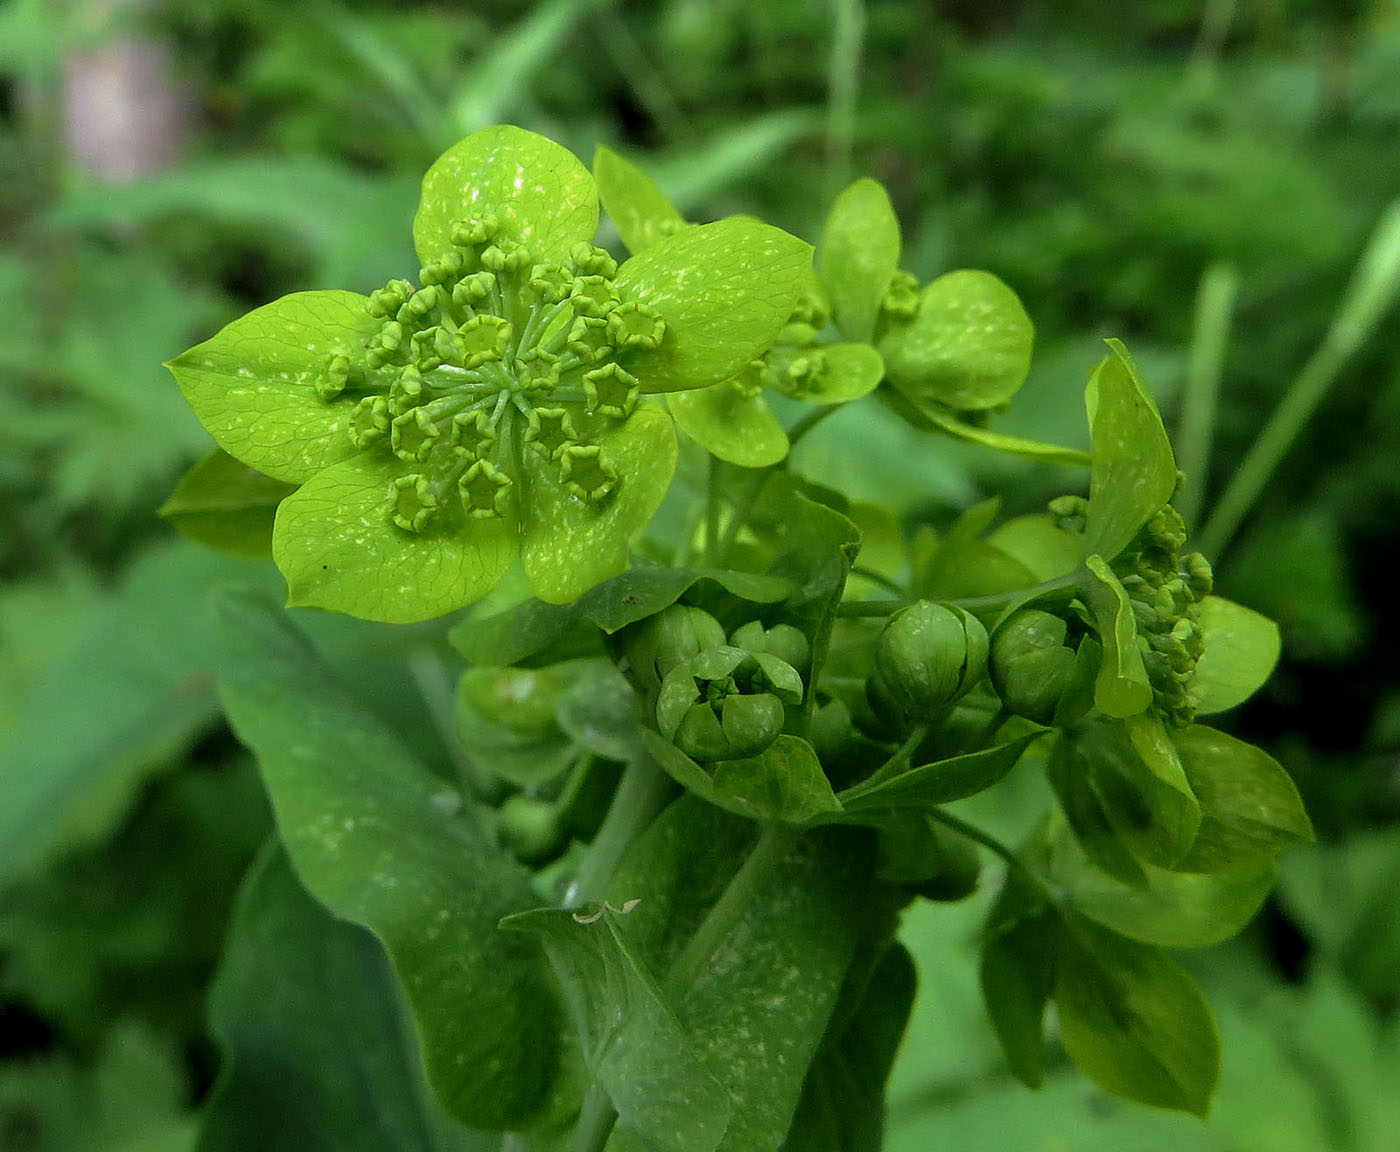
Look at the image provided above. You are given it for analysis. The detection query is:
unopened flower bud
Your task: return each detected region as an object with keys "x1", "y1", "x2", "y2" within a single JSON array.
[
  {"x1": 990, "y1": 608, "x2": 1078, "y2": 726},
  {"x1": 872, "y1": 601, "x2": 988, "y2": 724},
  {"x1": 656, "y1": 645, "x2": 802, "y2": 761},
  {"x1": 728, "y1": 621, "x2": 811, "y2": 674},
  {"x1": 620, "y1": 605, "x2": 726, "y2": 695}
]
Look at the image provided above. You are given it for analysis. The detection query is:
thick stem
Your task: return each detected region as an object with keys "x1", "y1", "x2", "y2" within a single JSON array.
[
  {"x1": 565, "y1": 752, "x2": 673, "y2": 909},
  {"x1": 839, "y1": 721, "x2": 930, "y2": 799},
  {"x1": 568, "y1": 1083, "x2": 618, "y2": 1152}
]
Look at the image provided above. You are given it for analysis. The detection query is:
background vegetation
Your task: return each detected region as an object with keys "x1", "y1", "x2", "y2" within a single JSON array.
[{"x1": 1, "y1": 1, "x2": 1398, "y2": 1148}]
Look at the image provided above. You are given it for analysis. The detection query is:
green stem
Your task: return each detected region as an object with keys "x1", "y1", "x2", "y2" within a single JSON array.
[
  {"x1": 836, "y1": 573, "x2": 1080, "y2": 618},
  {"x1": 705, "y1": 453, "x2": 722, "y2": 565},
  {"x1": 566, "y1": 753, "x2": 672, "y2": 909},
  {"x1": 824, "y1": 0, "x2": 866, "y2": 203},
  {"x1": 843, "y1": 722, "x2": 930, "y2": 797},
  {"x1": 1175, "y1": 262, "x2": 1237, "y2": 528},
  {"x1": 924, "y1": 807, "x2": 1042, "y2": 890},
  {"x1": 1199, "y1": 198, "x2": 1400, "y2": 558},
  {"x1": 569, "y1": 1083, "x2": 617, "y2": 1152},
  {"x1": 787, "y1": 402, "x2": 841, "y2": 450},
  {"x1": 850, "y1": 564, "x2": 905, "y2": 596},
  {"x1": 663, "y1": 822, "x2": 801, "y2": 999},
  {"x1": 717, "y1": 468, "x2": 771, "y2": 564}
]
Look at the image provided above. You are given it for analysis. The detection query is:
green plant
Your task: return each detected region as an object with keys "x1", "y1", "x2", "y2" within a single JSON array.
[{"x1": 161, "y1": 124, "x2": 1310, "y2": 1150}]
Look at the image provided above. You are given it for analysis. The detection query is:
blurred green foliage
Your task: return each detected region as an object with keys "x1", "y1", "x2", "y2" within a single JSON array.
[{"x1": 2, "y1": 0, "x2": 1399, "y2": 1148}]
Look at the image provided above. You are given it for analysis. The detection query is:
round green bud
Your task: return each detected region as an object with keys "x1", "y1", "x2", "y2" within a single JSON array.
[
  {"x1": 809, "y1": 698, "x2": 854, "y2": 763},
  {"x1": 872, "y1": 601, "x2": 988, "y2": 724},
  {"x1": 728, "y1": 621, "x2": 811, "y2": 674},
  {"x1": 989, "y1": 609, "x2": 1078, "y2": 726},
  {"x1": 655, "y1": 645, "x2": 802, "y2": 762},
  {"x1": 621, "y1": 605, "x2": 726, "y2": 695},
  {"x1": 498, "y1": 794, "x2": 563, "y2": 864}
]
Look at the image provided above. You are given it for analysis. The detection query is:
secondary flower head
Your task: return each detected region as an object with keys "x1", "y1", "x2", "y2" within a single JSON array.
[{"x1": 168, "y1": 126, "x2": 810, "y2": 622}]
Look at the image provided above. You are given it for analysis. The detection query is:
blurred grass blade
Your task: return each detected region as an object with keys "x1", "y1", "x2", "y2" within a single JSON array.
[
  {"x1": 825, "y1": 0, "x2": 866, "y2": 202},
  {"x1": 325, "y1": 10, "x2": 446, "y2": 146},
  {"x1": 647, "y1": 111, "x2": 817, "y2": 213},
  {"x1": 596, "y1": 3, "x2": 692, "y2": 142},
  {"x1": 1175, "y1": 261, "x2": 1237, "y2": 528},
  {"x1": 1200, "y1": 198, "x2": 1400, "y2": 558},
  {"x1": 450, "y1": 0, "x2": 592, "y2": 136}
]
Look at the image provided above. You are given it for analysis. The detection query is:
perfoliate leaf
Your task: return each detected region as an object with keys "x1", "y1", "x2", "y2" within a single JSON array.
[
  {"x1": 1055, "y1": 915, "x2": 1219, "y2": 1117},
  {"x1": 668, "y1": 381, "x2": 790, "y2": 468},
  {"x1": 160, "y1": 447, "x2": 296, "y2": 559},
  {"x1": 413, "y1": 124, "x2": 598, "y2": 266},
  {"x1": 520, "y1": 403, "x2": 678, "y2": 604},
  {"x1": 1082, "y1": 341, "x2": 1178, "y2": 562},
  {"x1": 166, "y1": 290, "x2": 377, "y2": 485},
  {"x1": 988, "y1": 514, "x2": 1084, "y2": 582},
  {"x1": 594, "y1": 145, "x2": 687, "y2": 255},
  {"x1": 880, "y1": 270, "x2": 1034, "y2": 411},
  {"x1": 818, "y1": 178, "x2": 901, "y2": 343},
  {"x1": 1191, "y1": 596, "x2": 1281, "y2": 715},
  {"x1": 1172, "y1": 726, "x2": 1313, "y2": 873},
  {"x1": 615, "y1": 218, "x2": 812, "y2": 393},
  {"x1": 839, "y1": 736, "x2": 1038, "y2": 815},
  {"x1": 199, "y1": 844, "x2": 489, "y2": 1152},
  {"x1": 980, "y1": 871, "x2": 1060, "y2": 1089},
  {"x1": 214, "y1": 592, "x2": 563, "y2": 1129},
  {"x1": 273, "y1": 452, "x2": 515, "y2": 624}
]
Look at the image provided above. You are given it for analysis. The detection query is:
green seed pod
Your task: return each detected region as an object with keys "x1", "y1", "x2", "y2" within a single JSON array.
[
  {"x1": 990, "y1": 608, "x2": 1078, "y2": 726},
  {"x1": 872, "y1": 601, "x2": 988, "y2": 724},
  {"x1": 656, "y1": 645, "x2": 802, "y2": 762},
  {"x1": 621, "y1": 605, "x2": 727, "y2": 695},
  {"x1": 728, "y1": 621, "x2": 811, "y2": 674}
]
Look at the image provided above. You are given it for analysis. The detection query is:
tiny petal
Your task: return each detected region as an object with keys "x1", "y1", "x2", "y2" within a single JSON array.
[
  {"x1": 390, "y1": 473, "x2": 440, "y2": 533},
  {"x1": 583, "y1": 363, "x2": 639, "y2": 418},
  {"x1": 559, "y1": 444, "x2": 618, "y2": 502},
  {"x1": 459, "y1": 459, "x2": 513, "y2": 519}
]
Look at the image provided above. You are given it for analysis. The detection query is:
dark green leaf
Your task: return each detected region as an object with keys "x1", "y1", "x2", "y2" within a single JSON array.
[
  {"x1": 214, "y1": 591, "x2": 562, "y2": 1129},
  {"x1": 915, "y1": 401, "x2": 1091, "y2": 467},
  {"x1": 160, "y1": 447, "x2": 296, "y2": 559},
  {"x1": 1055, "y1": 915, "x2": 1219, "y2": 1117},
  {"x1": 1046, "y1": 730, "x2": 1150, "y2": 890},
  {"x1": 840, "y1": 736, "x2": 1038, "y2": 815},
  {"x1": 980, "y1": 871, "x2": 1060, "y2": 1089},
  {"x1": 1172, "y1": 726, "x2": 1313, "y2": 872},
  {"x1": 199, "y1": 843, "x2": 492, "y2": 1152}
]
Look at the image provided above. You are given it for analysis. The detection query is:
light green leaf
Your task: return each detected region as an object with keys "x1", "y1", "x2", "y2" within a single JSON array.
[
  {"x1": 214, "y1": 592, "x2": 563, "y2": 1129},
  {"x1": 1192, "y1": 596, "x2": 1281, "y2": 715},
  {"x1": 1056, "y1": 916, "x2": 1218, "y2": 1117},
  {"x1": 160, "y1": 447, "x2": 296, "y2": 559},
  {"x1": 1082, "y1": 342, "x2": 1178, "y2": 562},
  {"x1": 1035, "y1": 813, "x2": 1276, "y2": 948},
  {"x1": 840, "y1": 736, "x2": 1038, "y2": 815},
  {"x1": 521, "y1": 403, "x2": 677, "y2": 604},
  {"x1": 1172, "y1": 726, "x2": 1313, "y2": 873},
  {"x1": 166, "y1": 291, "x2": 377, "y2": 485},
  {"x1": 988, "y1": 514, "x2": 1084, "y2": 582},
  {"x1": 594, "y1": 145, "x2": 687, "y2": 255},
  {"x1": 615, "y1": 218, "x2": 812, "y2": 392},
  {"x1": 199, "y1": 843, "x2": 490, "y2": 1152},
  {"x1": 503, "y1": 907, "x2": 731, "y2": 1152},
  {"x1": 818, "y1": 178, "x2": 901, "y2": 343},
  {"x1": 669, "y1": 381, "x2": 789, "y2": 467},
  {"x1": 413, "y1": 124, "x2": 598, "y2": 266},
  {"x1": 448, "y1": 567, "x2": 791, "y2": 667},
  {"x1": 912, "y1": 400, "x2": 1092, "y2": 466},
  {"x1": 801, "y1": 343, "x2": 885, "y2": 405},
  {"x1": 1081, "y1": 555, "x2": 1154, "y2": 718},
  {"x1": 980, "y1": 871, "x2": 1059, "y2": 1089},
  {"x1": 880, "y1": 270, "x2": 1034, "y2": 411},
  {"x1": 273, "y1": 453, "x2": 515, "y2": 623}
]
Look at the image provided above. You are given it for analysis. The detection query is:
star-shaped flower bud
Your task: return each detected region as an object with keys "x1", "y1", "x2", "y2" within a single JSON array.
[
  {"x1": 529, "y1": 263, "x2": 573, "y2": 304},
  {"x1": 568, "y1": 241, "x2": 617, "y2": 278},
  {"x1": 560, "y1": 445, "x2": 617, "y2": 502},
  {"x1": 881, "y1": 270, "x2": 921, "y2": 320},
  {"x1": 315, "y1": 352, "x2": 352, "y2": 400},
  {"x1": 390, "y1": 474, "x2": 439, "y2": 533},
  {"x1": 566, "y1": 316, "x2": 613, "y2": 364},
  {"x1": 419, "y1": 251, "x2": 466, "y2": 286},
  {"x1": 457, "y1": 315, "x2": 511, "y2": 368},
  {"x1": 351, "y1": 395, "x2": 391, "y2": 448},
  {"x1": 452, "y1": 410, "x2": 498, "y2": 460},
  {"x1": 517, "y1": 348, "x2": 560, "y2": 393},
  {"x1": 453, "y1": 271, "x2": 496, "y2": 310},
  {"x1": 451, "y1": 215, "x2": 499, "y2": 248},
  {"x1": 391, "y1": 406, "x2": 441, "y2": 461},
  {"x1": 523, "y1": 407, "x2": 577, "y2": 461},
  {"x1": 570, "y1": 274, "x2": 619, "y2": 318},
  {"x1": 607, "y1": 301, "x2": 666, "y2": 351},
  {"x1": 367, "y1": 279, "x2": 413, "y2": 318},
  {"x1": 388, "y1": 366, "x2": 424, "y2": 416},
  {"x1": 459, "y1": 459, "x2": 512, "y2": 519},
  {"x1": 584, "y1": 363, "x2": 639, "y2": 418}
]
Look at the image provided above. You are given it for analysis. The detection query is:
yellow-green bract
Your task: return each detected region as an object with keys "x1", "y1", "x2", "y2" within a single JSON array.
[{"x1": 168, "y1": 126, "x2": 811, "y2": 622}]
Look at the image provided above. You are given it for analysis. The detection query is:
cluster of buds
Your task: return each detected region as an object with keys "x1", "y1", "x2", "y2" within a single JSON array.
[
  {"x1": 867, "y1": 601, "x2": 989, "y2": 731},
  {"x1": 726, "y1": 283, "x2": 839, "y2": 403},
  {"x1": 311, "y1": 216, "x2": 670, "y2": 533}
]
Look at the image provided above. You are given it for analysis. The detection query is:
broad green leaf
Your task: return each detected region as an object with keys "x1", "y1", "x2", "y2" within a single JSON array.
[
  {"x1": 504, "y1": 907, "x2": 731, "y2": 1152},
  {"x1": 199, "y1": 844, "x2": 490, "y2": 1152},
  {"x1": 782, "y1": 943, "x2": 916, "y2": 1151},
  {"x1": 668, "y1": 380, "x2": 789, "y2": 468},
  {"x1": 1191, "y1": 596, "x2": 1281, "y2": 715},
  {"x1": 273, "y1": 452, "x2": 515, "y2": 623},
  {"x1": 818, "y1": 178, "x2": 901, "y2": 343},
  {"x1": 615, "y1": 218, "x2": 812, "y2": 392},
  {"x1": 1073, "y1": 714, "x2": 1201, "y2": 869},
  {"x1": 606, "y1": 797, "x2": 871, "y2": 1152},
  {"x1": 413, "y1": 124, "x2": 598, "y2": 266},
  {"x1": 1047, "y1": 730, "x2": 1150, "y2": 890},
  {"x1": 642, "y1": 732, "x2": 841, "y2": 825},
  {"x1": 880, "y1": 270, "x2": 1034, "y2": 411},
  {"x1": 980, "y1": 871, "x2": 1060, "y2": 1089},
  {"x1": 554, "y1": 661, "x2": 644, "y2": 763},
  {"x1": 160, "y1": 447, "x2": 296, "y2": 559},
  {"x1": 214, "y1": 593, "x2": 562, "y2": 1129},
  {"x1": 1082, "y1": 343, "x2": 1178, "y2": 562},
  {"x1": 521, "y1": 403, "x2": 678, "y2": 604},
  {"x1": 840, "y1": 736, "x2": 1038, "y2": 814},
  {"x1": 448, "y1": 567, "x2": 791, "y2": 667},
  {"x1": 801, "y1": 343, "x2": 886, "y2": 404},
  {"x1": 1081, "y1": 555, "x2": 1154, "y2": 718},
  {"x1": 1172, "y1": 727, "x2": 1313, "y2": 873},
  {"x1": 1056, "y1": 916, "x2": 1219, "y2": 1117},
  {"x1": 988, "y1": 514, "x2": 1084, "y2": 582},
  {"x1": 594, "y1": 145, "x2": 687, "y2": 255},
  {"x1": 0, "y1": 541, "x2": 273, "y2": 882},
  {"x1": 166, "y1": 291, "x2": 377, "y2": 485},
  {"x1": 1035, "y1": 813, "x2": 1275, "y2": 948}
]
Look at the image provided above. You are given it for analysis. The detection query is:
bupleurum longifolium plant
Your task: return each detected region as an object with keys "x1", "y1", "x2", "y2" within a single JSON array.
[{"x1": 165, "y1": 126, "x2": 1313, "y2": 1150}]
